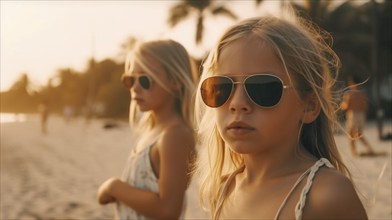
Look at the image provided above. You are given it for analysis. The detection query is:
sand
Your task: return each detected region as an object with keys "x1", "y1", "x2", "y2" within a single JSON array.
[{"x1": 1, "y1": 115, "x2": 391, "y2": 219}]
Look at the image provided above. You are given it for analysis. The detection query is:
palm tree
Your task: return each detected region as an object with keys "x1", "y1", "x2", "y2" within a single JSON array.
[
  {"x1": 168, "y1": 0, "x2": 237, "y2": 45},
  {"x1": 291, "y1": 1, "x2": 370, "y2": 73},
  {"x1": 359, "y1": 0, "x2": 392, "y2": 139},
  {"x1": 291, "y1": 0, "x2": 392, "y2": 138},
  {"x1": 255, "y1": 0, "x2": 264, "y2": 7}
]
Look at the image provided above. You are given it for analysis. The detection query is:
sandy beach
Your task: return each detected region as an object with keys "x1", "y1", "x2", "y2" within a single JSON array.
[{"x1": 1, "y1": 114, "x2": 391, "y2": 219}]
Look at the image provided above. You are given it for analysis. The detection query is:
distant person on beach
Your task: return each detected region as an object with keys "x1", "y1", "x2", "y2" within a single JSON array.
[
  {"x1": 194, "y1": 15, "x2": 367, "y2": 219},
  {"x1": 63, "y1": 105, "x2": 74, "y2": 123},
  {"x1": 97, "y1": 40, "x2": 198, "y2": 219},
  {"x1": 340, "y1": 78, "x2": 375, "y2": 156},
  {"x1": 38, "y1": 101, "x2": 49, "y2": 134}
]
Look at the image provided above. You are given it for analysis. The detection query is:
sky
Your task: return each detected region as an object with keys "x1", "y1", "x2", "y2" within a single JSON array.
[{"x1": 1, "y1": 0, "x2": 280, "y2": 92}]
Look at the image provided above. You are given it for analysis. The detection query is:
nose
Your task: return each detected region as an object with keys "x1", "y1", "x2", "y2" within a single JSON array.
[
  {"x1": 228, "y1": 85, "x2": 252, "y2": 113},
  {"x1": 131, "y1": 79, "x2": 142, "y2": 93}
]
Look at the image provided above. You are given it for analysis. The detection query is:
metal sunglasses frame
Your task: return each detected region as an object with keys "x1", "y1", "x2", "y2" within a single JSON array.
[{"x1": 201, "y1": 73, "x2": 291, "y2": 108}]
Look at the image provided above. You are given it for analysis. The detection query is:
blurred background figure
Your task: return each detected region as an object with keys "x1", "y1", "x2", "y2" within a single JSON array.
[
  {"x1": 63, "y1": 105, "x2": 75, "y2": 123},
  {"x1": 340, "y1": 77, "x2": 375, "y2": 156},
  {"x1": 38, "y1": 100, "x2": 49, "y2": 134}
]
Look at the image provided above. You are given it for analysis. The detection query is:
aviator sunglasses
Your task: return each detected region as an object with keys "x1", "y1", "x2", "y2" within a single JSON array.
[
  {"x1": 122, "y1": 74, "x2": 152, "y2": 90},
  {"x1": 200, "y1": 74, "x2": 291, "y2": 108}
]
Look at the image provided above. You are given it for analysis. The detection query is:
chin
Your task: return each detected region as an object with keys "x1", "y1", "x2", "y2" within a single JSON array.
[
  {"x1": 227, "y1": 143, "x2": 254, "y2": 154},
  {"x1": 137, "y1": 105, "x2": 151, "y2": 112}
]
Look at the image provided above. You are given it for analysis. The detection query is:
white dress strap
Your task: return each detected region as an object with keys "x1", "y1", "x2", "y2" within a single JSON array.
[
  {"x1": 294, "y1": 158, "x2": 333, "y2": 220},
  {"x1": 274, "y1": 158, "x2": 334, "y2": 220},
  {"x1": 214, "y1": 159, "x2": 333, "y2": 220}
]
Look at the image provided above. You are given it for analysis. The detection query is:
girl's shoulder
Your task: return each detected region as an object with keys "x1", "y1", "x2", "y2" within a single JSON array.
[
  {"x1": 304, "y1": 167, "x2": 367, "y2": 219},
  {"x1": 157, "y1": 121, "x2": 195, "y2": 151},
  {"x1": 312, "y1": 167, "x2": 354, "y2": 196},
  {"x1": 163, "y1": 120, "x2": 194, "y2": 139}
]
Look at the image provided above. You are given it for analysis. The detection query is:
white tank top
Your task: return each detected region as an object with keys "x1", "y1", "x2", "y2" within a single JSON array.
[{"x1": 115, "y1": 140, "x2": 159, "y2": 220}]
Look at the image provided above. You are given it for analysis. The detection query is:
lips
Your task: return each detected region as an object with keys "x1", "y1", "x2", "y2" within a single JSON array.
[{"x1": 227, "y1": 121, "x2": 255, "y2": 135}]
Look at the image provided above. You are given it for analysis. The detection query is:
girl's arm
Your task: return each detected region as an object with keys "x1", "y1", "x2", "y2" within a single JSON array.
[
  {"x1": 98, "y1": 177, "x2": 181, "y2": 219},
  {"x1": 97, "y1": 126, "x2": 194, "y2": 219},
  {"x1": 303, "y1": 169, "x2": 368, "y2": 219}
]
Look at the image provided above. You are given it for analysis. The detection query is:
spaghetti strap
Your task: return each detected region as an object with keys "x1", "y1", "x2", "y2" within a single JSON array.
[
  {"x1": 294, "y1": 158, "x2": 333, "y2": 220},
  {"x1": 274, "y1": 158, "x2": 334, "y2": 220},
  {"x1": 213, "y1": 165, "x2": 245, "y2": 220},
  {"x1": 214, "y1": 159, "x2": 333, "y2": 220}
]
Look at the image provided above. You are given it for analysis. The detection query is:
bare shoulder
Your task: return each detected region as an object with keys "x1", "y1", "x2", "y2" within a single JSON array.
[
  {"x1": 304, "y1": 168, "x2": 368, "y2": 219},
  {"x1": 158, "y1": 121, "x2": 195, "y2": 152}
]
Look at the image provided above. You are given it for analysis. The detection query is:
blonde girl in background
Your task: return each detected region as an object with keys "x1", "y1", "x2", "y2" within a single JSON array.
[
  {"x1": 97, "y1": 39, "x2": 198, "y2": 219},
  {"x1": 195, "y1": 14, "x2": 367, "y2": 220}
]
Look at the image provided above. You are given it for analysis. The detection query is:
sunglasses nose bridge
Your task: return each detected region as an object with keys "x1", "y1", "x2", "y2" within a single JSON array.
[
  {"x1": 232, "y1": 82, "x2": 246, "y2": 98},
  {"x1": 129, "y1": 76, "x2": 143, "y2": 91},
  {"x1": 228, "y1": 81, "x2": 252, "y2": 109},
  {"x1": 133, "y1": 78, "x2": 140, "y2": 89}
]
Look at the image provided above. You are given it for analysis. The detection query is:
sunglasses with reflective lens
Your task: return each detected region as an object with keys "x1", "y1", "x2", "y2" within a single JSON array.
[
  {"x1": 122, "y1": 74, "x2": 152, "y2": 90},
  {"x1": 200, "y1": 74, "x2": 291, "y2": 108}
]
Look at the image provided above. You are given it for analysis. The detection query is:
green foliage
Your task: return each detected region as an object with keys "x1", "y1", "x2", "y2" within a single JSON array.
[
  {"x1": 1, "y1": 58, "x2": 129, "y2": 119},
  {"x1": 0, "y1": 74, "x2": 38, "y2": 113},
  {"x1": 93, "y1": 59, "x2": 130, "y2": 118},
  {"x1": 290, "y1": 0, "x2": 391, "y2": 118}
]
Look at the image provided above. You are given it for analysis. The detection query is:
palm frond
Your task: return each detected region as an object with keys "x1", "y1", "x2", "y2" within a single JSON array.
[
  {"x1": 255, "y1": 0, "x2": 264, "y2": 7},
  {"x1": 168, "y1": 3, "x2": 191, "y2": 27},
  {"x1": 187, "y1": 0, "x2": 211, "y2": 11},
  {"x1": 211, "y1": 6, "x2": 238, "y2": 20}
]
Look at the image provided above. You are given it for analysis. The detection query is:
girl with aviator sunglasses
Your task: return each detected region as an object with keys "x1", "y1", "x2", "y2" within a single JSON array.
[
  {"x1": 194, "y1": 14, "x2": 367, "y2": 220},
  {"x1": 97, "y1": 39, "x2": 198, "y2": 219}
]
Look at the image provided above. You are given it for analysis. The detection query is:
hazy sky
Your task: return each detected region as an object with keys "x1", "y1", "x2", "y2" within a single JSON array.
[{"x1": 1, "y1": 1, "x2": 279, "y2": 92}]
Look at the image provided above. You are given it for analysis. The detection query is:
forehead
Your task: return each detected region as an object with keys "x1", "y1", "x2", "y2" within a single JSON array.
[{"x1": 217, "y1": 36, "x2": 287, "y2": 79}]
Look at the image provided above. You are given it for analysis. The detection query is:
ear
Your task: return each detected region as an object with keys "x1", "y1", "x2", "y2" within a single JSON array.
[{"x1": 302, "y1": 94, "x2": 321, "y2": 124}]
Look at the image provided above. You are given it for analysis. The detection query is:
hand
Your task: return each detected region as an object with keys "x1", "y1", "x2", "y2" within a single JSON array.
[{"x1": 97, "y1": 177, "x2": 120, "y2": 205}]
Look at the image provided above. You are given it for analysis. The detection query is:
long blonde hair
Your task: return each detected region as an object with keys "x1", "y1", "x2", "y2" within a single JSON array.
[
  {"x1": 195, "y1": 14, "x2": 349, "y2": 214},
  {"x1": 125, "y1": 39, "x2": 198, "y2": 131}
]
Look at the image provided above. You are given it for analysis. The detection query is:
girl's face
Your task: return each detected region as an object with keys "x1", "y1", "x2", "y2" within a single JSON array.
[
  {"x1": 130, "y1": 57, "x2": 175, "y2": 112},
  {"x1": 215, "y1": 36, "x2": 307, "y2": 155}
]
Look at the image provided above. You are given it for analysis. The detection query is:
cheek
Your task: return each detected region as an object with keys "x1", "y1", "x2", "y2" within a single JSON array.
[
  {"x1": 150, "y1": 87, "x2": 174, "y2": 105},
  {"x1": 215, "y1": 109, "x2": 227, "y2": 135},
  {"x1": 265, "y1": 106, "x2": 304, "y2": 137},
  {"x1": 280, "y1": 91, "x2": 306, "y2": 120}
]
